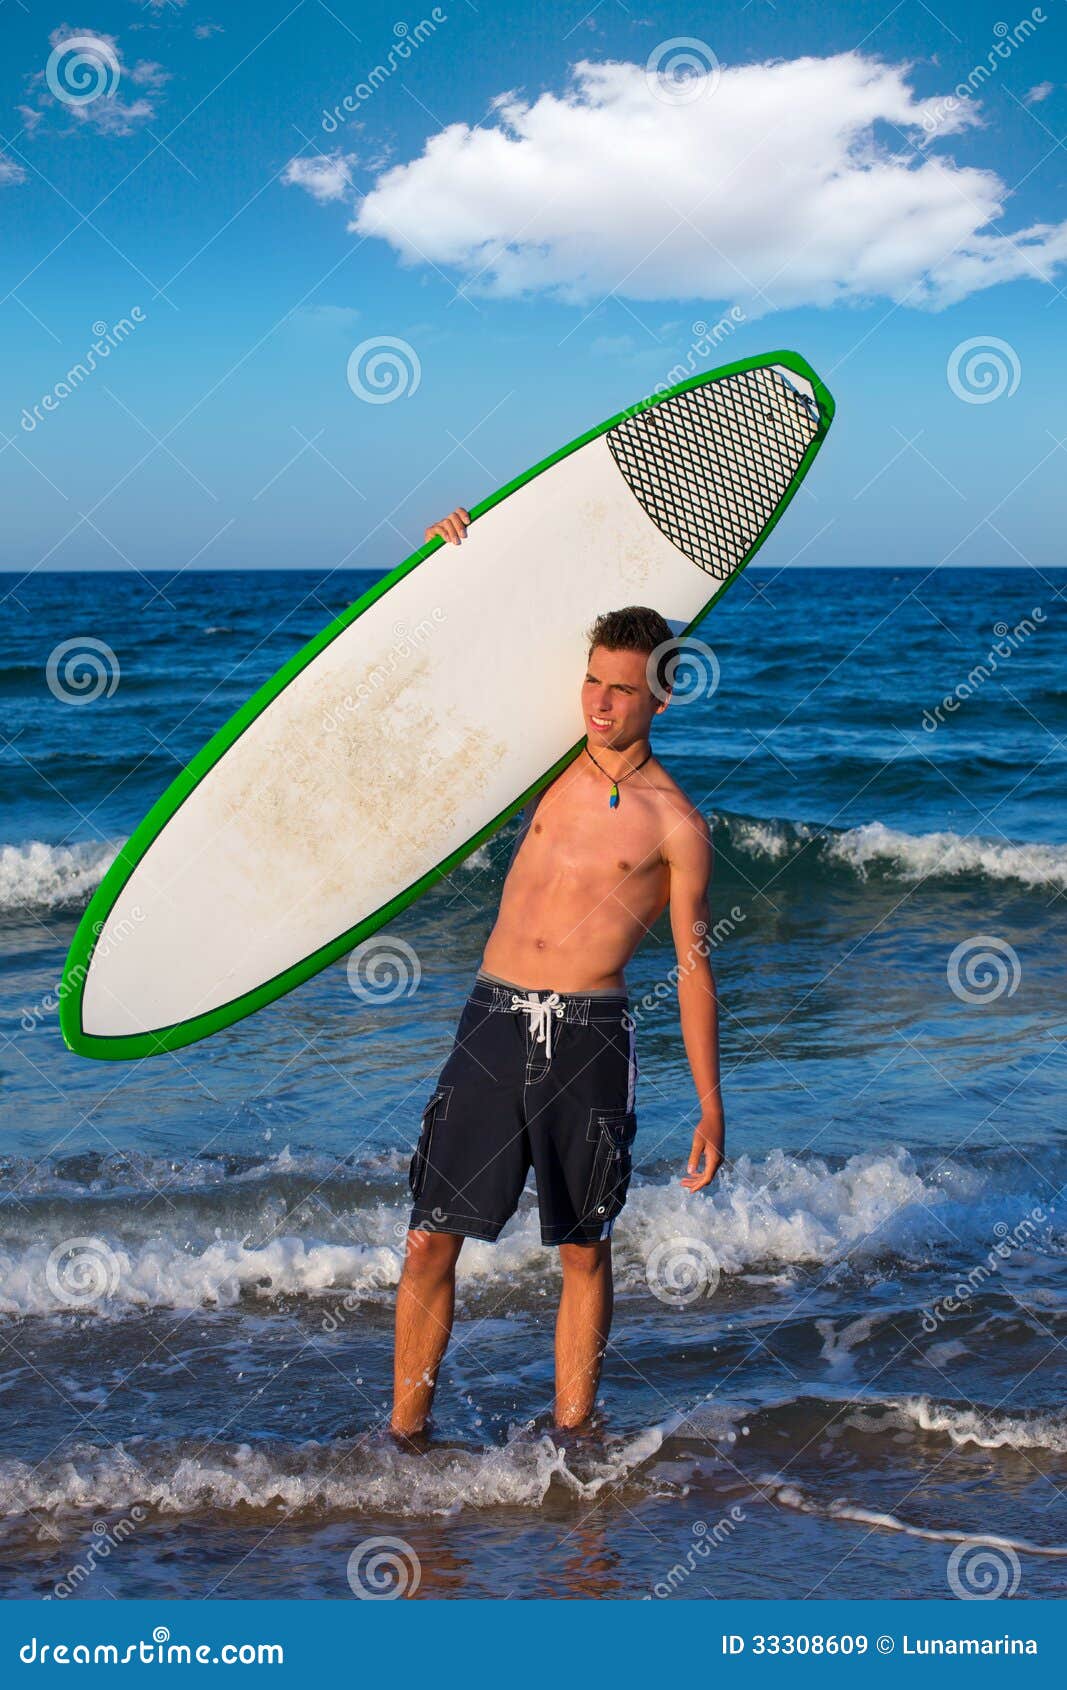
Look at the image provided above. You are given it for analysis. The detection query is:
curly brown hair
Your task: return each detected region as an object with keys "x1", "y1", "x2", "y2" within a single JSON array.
[{"x1": 585, "y1": 605, "x2": 676, "y2": 695}]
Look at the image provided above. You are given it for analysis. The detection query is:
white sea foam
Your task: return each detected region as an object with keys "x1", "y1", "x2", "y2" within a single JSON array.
[
  {"x1": 824, "y1": 1393, "x2": 1067, "y2": 1455},
  {"x1": 0, "y1": 839, "x2": 119, "y2": 911},
  {"x1": 0, "y1": 1236, "x2": 403, "y2": 1317},
  {"x1": 0, "y1": 1420, "x2": 676, "y2": 1521},
  {"x1": 714, "y1": 812, "x2": 1067, "y2": 890},
  {"x1": 828, "y1": 820, "x2": 1067, "y2": 889},
  {"x1": 1, "y1": 1147, "x2": 1058, "y2": 1317},
  {"x1": 4, "y1": 811, "x2": 1060, "y2": 918},
  {"x1": 763, "y1": 1476, "x2": 1067, "y2": 1554},
  {"x1": 621, "y1": 1145, "x2": 992, "y2": 1282},
  {"x1": 888, "y1": 1395, "x2": 1067, "y2": 1454}
]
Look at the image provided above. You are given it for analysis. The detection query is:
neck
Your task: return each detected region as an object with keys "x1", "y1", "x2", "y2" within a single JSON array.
[{"x1": 586, "y1": 736, "x2": 652, "y2": 780}]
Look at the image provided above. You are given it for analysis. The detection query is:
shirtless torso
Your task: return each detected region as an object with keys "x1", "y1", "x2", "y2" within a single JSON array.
[{"x1": 481, "y1": 752, "x2": 691, "y2": 992}]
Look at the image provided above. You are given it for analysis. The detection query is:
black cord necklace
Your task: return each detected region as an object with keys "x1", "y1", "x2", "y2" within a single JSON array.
[{"x1": 584, "y1": 743, "x2": 653, "y2": 809}]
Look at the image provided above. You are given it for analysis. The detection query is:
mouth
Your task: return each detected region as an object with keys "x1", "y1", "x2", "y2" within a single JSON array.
[{"x1": 589, "y1": 715, "x2": 615, "y2": 732}]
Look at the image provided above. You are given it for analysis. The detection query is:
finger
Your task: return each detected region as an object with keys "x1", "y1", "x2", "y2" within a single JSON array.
[
  {"x1": 444, "y1": 517, "x2": 463, "y2": 544},
  {"x1": 457, "y1": 508, "x2": 471, "y2": 525}
]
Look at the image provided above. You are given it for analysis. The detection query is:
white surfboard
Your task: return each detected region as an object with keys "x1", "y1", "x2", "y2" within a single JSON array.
[{"x1": 61, "y1": 351, "x2": 835, "y2": 1059}]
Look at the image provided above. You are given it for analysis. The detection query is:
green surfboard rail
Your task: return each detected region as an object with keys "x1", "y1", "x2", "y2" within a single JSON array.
[{"x1": 59, "y1": 348, "x2": 836, "y2": 1061}]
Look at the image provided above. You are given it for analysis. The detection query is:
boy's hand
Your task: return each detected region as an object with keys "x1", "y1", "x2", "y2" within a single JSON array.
[
  {"x1": 425, "y1": 508, "x2": 471, "y2": 546},
  {"x1": 681, "y1": 1109, "x2": 724, "y2": 1192}
]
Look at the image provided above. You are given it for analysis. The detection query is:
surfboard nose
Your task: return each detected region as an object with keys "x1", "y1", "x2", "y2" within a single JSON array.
[{"x1": 605, "y1": 357, "x2": 828, "y2": 580}]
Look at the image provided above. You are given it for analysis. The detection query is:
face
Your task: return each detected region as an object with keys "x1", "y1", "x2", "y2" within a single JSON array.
[{"x1": 581, "y1": 644, "x2": 669, "y2": 749}]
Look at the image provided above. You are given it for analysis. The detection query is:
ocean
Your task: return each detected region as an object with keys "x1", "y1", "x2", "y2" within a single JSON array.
[{"x1": 0, "y1": 564, "x2": 1064, "y2": 1601}]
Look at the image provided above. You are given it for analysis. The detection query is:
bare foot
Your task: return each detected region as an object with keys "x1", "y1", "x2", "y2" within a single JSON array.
[
  {"x1": 386, "y1": 1420, "x2": 433, "y2": 1452},
  {"x1": 552, "y1": 1407, "x2": 607, "y2": 1448}
]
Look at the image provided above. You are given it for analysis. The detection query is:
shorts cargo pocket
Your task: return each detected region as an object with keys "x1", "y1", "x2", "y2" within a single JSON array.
[
  {"x1": 584, "y1": 1107, "x2": 637, "y2": 1224},
  {"x1": 408, "y1": 1086, "x2": 451, "y2": 1200}
]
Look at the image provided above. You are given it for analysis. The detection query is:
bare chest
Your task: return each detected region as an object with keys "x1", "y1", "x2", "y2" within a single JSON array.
[{"x1": 519, "y1": 781, "x2": 666, "y2": 892}]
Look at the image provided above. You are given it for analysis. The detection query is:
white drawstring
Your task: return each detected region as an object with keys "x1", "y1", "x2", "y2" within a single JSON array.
[{"x1": 511, "y1": 990, "x2": 564, "y2": 1059}]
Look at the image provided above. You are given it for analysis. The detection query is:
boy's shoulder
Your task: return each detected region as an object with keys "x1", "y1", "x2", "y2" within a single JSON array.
[
  {"x1": 647, "y1": 760, "x2": 712, "y2": 863},
  {"x1": 649, "y1": 758, "x2": 710, "y2": 829}
]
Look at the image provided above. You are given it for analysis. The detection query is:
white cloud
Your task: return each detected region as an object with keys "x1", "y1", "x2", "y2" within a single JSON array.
[
  {"x1": 28, "y1": 27, "x2": 167, "y2": 135},
  {"x1": 128, "y1": 59, "x2": 170, "y2": 89},
  {"x1": 47, "y1": 24, "x2": 121, "y2": 54},
  {"x1": 345, "y1": 51, "x2": 1067, "y2": 314},
  {"x1": 194, "y1": 22, "x2": 224, "y2": 38},
  {"x1": 291, "y1": 304, "x2": 362, "y2": 328},
  {"x1": 1023, "y1": 81, "x2": 1055, "y2": 104},
  {"x1": 283, "y1": 151, "x2": 356, "y2": 204},
  {"x1": 0, "y1": 155, "x2": 27, "y2": 186},
  {"x1": 73, "y1": 95, "x2": 155, "y2": 136}
]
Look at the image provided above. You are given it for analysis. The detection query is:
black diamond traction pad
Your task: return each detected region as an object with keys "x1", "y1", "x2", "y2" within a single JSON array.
[{"x1": 605, "y1": 366, "x2": 822, "y2": 579}]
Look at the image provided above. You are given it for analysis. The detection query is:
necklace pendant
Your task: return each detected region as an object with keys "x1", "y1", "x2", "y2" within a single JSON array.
[{"x1": 609, "y1": 784, "x2": 619, "y2": 809}]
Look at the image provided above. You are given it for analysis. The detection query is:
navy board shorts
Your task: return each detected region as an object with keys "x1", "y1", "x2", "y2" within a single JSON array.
[{"x1": 407, "y1": 969, "x2": 639, "y2": 1245}]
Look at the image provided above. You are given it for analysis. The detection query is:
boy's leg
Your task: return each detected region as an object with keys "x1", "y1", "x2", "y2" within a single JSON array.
[
  {"x1": 554, "y1": 1239, "x2": 613, "y2": 1428},
  {"x1": 394, "y1": 976, "x2": 532, "y2": 1435},
  {"x1": 391, "y1": 1229, "x2": 465, "y2": 1436}
]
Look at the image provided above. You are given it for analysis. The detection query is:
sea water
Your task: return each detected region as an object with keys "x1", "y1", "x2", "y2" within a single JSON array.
[{"x1": 0, "y1": 565, "x2": 1064, "y2": 1600}]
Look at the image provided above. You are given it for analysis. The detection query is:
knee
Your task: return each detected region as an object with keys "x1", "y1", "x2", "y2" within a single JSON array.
[
  {"x1": 559, "y1": 1240, "x2": 611, "y2": 1279},
  {"x1": 403, "y1": 1228, "x2": 462, "y2": 1285}
]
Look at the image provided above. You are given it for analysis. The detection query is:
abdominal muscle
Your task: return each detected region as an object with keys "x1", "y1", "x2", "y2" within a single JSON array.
[{"x1": 480, "y1": 775, "x2": 670, "y2": 993}]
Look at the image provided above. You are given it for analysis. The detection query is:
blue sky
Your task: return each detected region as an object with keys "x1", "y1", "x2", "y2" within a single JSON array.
[{"x1": 1, "y1": 0, "x2": 1066, "y2": 574}]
